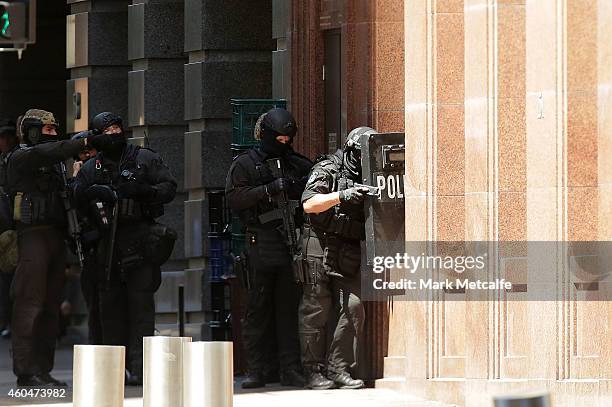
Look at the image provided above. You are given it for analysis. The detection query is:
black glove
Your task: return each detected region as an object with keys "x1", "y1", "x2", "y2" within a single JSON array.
[
  {"x1": 116, "y1": 181, "x2": 156, "y2": 201},
  {"x1": 339, "y1": 186, "x2": 368, "y2": 204},
  {"x1": 85, "y1": 184, "x2": 117, "y2": 203},
  {"x1": 87, "y1": 133, "x2": 113, "y2": 151},
  {"x1": 265, "y1": 178, "x2": 291, "y2": 196}
]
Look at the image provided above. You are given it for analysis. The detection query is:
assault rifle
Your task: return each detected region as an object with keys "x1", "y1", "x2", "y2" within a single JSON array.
[
  {"x1": 59, "y1": 162, "x2": 85, "y2": 269},
  {"x1": 258, "y1": 158, "x2": 311, "y2": 284}
]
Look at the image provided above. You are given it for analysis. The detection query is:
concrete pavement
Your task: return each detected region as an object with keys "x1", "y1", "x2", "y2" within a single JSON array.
[{"x1": 0, "y1": 339, "x2": 451, "y2": 407}]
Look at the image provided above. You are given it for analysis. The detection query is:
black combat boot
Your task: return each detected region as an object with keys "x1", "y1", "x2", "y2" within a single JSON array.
[
  {"x1": 38, "y1": 373, "x2": 67, "y2": 387},
  {"x1": 328, "y1": 370, "x2": 364, "y2": 389},
  {"x1": 17, "y1": 375, "x2": 50, "y2": 387},
  {"x1": 304, "y1": 366, "x2": 335, "y2": 390},
  {"x1": 241, "y1": 371, "x2": 266, "y2": 389},
  {"x1": 280, "y1": 368, "x2": 306, "y2": 387}
]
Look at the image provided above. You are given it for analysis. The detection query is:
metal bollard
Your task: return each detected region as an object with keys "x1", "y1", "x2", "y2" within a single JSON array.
[
  {"x1": 143, "y1": 336, "x2": 192, "y2": 407},
  {"x1": 183, "y1": 341, "x2": 234, "y2": 407},
  {"x1": 494, "y1": 392, "x2": 551, "y2": 407},
  {"x1": 73, "y1": 345, "x2": 125, "y2": 407}
]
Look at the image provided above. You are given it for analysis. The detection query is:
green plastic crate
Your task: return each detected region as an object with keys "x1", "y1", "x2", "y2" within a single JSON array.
[
  {"x1": 231, "y1": 233, "x2": 246, "y2": 255},
  {"x1": 231, "y1": 99, "x2": 287, "y2": 146}
]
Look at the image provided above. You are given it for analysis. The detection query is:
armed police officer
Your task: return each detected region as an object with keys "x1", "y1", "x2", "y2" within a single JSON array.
[
  {"x1": 73, "y1": 112, "x2": 177, "y2": 385},
  {"x1": 226, "y1": 108, "x2": 312, "y2": 389},
  {"x1": 6, "y1": 109, "x2": 110, "y2": 387},
  {"x1": 300, "y1": 127, "x2": 377, "y2": 390},
  {"x1": 0, "y1": 119, "x2": 19, "y2": 338}
]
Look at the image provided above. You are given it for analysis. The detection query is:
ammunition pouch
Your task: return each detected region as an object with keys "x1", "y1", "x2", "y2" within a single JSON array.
[
  {"x1": 106, "y1": 221, "x2": 176, "y2": 274},
  {"x1": 142, "y1": 222, "x2": 177, "y2": 266},
  {"x1": 293, "y1": 252, "x2": 318, "y2": 285},
  {"x1": 323, "y1": 235, "x2": 361, "y2": 278}
]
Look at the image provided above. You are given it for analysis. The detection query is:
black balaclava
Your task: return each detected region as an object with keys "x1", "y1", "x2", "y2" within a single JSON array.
[
  {"x1": 261, "y1": 128, "x2": 292, "y2": 157},
  {"x1": 259, "y1": 108, "x2": 297, "y2": 158}
]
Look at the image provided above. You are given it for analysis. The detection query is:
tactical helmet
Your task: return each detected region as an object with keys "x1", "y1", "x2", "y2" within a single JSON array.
[
  {"x1": 0, "y1": 119, "x2": 16, "y2": 140},
  {"x1": 20, "y1": 109, "x2": 59, "y2": 145},
  {"x1": 261, "y1": 108, "x2": 297, "y2": 138},
  {"x1": 92, "y1": 112, "x2": 123, "y2": 134},
  {"x1": 344, "y1": 126, "x2": 376, "y2": 151}
]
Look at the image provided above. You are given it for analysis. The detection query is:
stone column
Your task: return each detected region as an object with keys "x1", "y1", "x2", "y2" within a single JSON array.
[
  {"x1": 183, "y1": 0, "x2": 273, "y2": 340},
  {"x1": 127, "y1": 0, "x2": 189, "y2": 334},
  {"x1": 66, "y1": 0, "x2": 130, "y2": 133}
]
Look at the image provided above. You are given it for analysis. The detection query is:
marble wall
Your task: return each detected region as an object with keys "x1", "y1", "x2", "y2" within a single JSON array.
[{"x1": 385, "y1": 0, "x2": 611, "y2": 405}]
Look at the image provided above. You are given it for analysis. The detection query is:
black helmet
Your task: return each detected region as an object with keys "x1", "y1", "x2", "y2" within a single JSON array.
[
  {"x1": 343, "y1": 126, "x2": 376, "y2": 180},
  {"x1": 0, "y1": 119, "x2": 16, "y2": 140},
  {"x1": 345, "y1": 126, "x2": 376, "y2": 152},
  {"x1": 20, "y1": 109, "x2": 59, "y2": 146},
  {"x1": 92, "y1": 112, "x2": 123, "y2": 134},
  {"x1": 261, "y1": 108, "x2": 297, "y2": 138}
]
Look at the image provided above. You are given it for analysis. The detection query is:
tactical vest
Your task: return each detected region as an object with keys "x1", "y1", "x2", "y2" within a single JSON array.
[
  {"x1": 309, "y1": 151, "x2": 365, "y2": 242},
  {"x1": 235, "y1": 148, "x2": 306, "y2": 228},
  {"x1": 11, "y1": 162, "x2": 65, "y2": 226},
  {"x1": 93, "y1": 146, "x2": 163, "y2": 220}
]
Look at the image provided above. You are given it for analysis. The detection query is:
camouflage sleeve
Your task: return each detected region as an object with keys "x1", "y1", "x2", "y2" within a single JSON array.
[{"x1": 301, "y1": 162, "x2": 333, "y2": 203}]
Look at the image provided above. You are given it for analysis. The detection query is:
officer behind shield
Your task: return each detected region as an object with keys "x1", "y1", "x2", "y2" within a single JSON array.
[
  {"x1": 6, "y1": 109, "x2": 110, "y2": 387},
  {"x1": 225, "y1": 108, "x2": 312, "y2": 389},
  {"x1": 300, "y1": 126, "x2": 377, "y2": 390},
  {"x1": 72, "y1": 112, "x2": 177, "y2": 385}
]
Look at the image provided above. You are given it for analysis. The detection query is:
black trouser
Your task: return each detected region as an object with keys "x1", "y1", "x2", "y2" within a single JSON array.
[
  {"x1": 242, "y1": 265, "x2": 301, "y2": 374},
  {"x1": 80, "y1": 260, "x2": 102, "y2": 344},
  {"x1": 0, "y1": 271, "x2": 14, "y2": 329},
  {"x1": 11, "y1": 226, "x2": 66, "y2": 377},
  {"x1": 300, "y1": 271, "x2": 364, "y2": 375},
  {"x1": 93, "y1": 261, "x2": 160, "y2": 377}
]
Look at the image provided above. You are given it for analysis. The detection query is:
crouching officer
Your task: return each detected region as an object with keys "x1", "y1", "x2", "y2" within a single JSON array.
[
  {"x1": 300, "y1": 127, "x2": 377, "y2": 390},
  {"x1": 226, "y1": 108, "x2": 312, "y2": 389},
  {"x1": 72, "y1": 112, "x2": 177, "y2": 385},
  {"x1": 6, "y1": 109, "x2": 110, "y2": 386}
]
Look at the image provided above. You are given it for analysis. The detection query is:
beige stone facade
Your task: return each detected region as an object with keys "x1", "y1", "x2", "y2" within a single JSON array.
[{"x1": 376, "y1": 0, "x2": 611, "y2": 405}]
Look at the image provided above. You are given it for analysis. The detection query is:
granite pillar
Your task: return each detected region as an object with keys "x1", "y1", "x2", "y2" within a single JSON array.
[
  {"x1": 66, "y1": 0, "x2": 130, "y2": 133},
  {"x1": 183, "y1": 0, "x2": 273, "y2": 342}
]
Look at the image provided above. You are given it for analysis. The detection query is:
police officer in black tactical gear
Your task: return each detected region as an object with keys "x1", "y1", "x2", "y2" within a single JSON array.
[
  {"x1": 73, "y1": 112, "x2": 177, "y2": 386},
  {"x1": 0, "y1": 119, "x2": 19, "y2": 339},
  {"x1": 6, "y1": 109, "x2": 112, "y2": 387},
  {"x1": 226, "y1": 108, "x2": 312, "y2": 389},
  {"x1": 300, "y1": 126, "x2": 377, "y2": 390}
]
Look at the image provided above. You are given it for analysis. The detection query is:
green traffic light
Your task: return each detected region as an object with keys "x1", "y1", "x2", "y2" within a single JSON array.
[{"x1": 0, "y1": 10, "x2": 9, "y2": 38}]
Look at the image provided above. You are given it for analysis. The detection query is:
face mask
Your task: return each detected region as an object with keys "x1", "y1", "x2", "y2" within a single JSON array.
[
  {"x1": 104, "y1": 132, "x2": 127, "y2": 159},
  {"x1": 261, "y1": 129, "x2": 292, "y2": 157}
]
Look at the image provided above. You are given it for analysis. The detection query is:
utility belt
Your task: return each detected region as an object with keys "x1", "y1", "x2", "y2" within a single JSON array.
[{"x1": 116, "y1": 198, "x2": 164, "y2": 220}]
